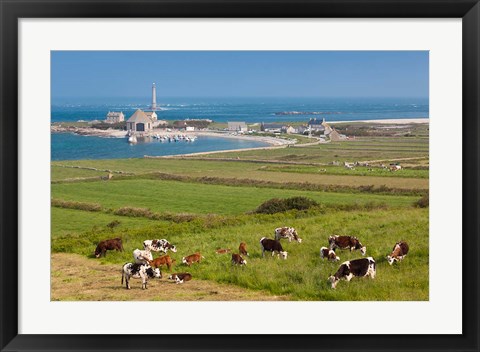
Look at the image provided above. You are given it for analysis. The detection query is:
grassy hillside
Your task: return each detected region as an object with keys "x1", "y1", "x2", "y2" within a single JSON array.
[
  {"x1": 50, "y1": 173, "x2": 428, "y2": 301},
  {"x1": 52, "y1": 204, "x2": 428, "y2": 301},
  {"x1": 51, "y1": 132, "x2": 429, "y2": 301}
]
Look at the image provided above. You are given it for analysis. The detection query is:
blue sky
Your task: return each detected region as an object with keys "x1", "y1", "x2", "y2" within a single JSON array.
[{"x1": 51, "y1": 51, "x2": 428, "y2": 102}]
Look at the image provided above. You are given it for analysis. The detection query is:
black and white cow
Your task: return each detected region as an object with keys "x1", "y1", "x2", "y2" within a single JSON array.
[
  {"x1": 143, "y1": 239, "x2": 177, "y2": 254},
  {"x1": 328, "y1": 235, "x2": 366, "y2": 255},
  {"x1": 121, "y1": 263, "x2": 162, "y2": 290},
  {"x1": 260, "y1": 237, "x2": 288, "y2": 259},
  {"x1": 320, "y1": 246, "x2": 340, "y2": 261},
  {"x1": 274, "y1": 227, "x2": 302, "y2": 243},
  {"x1": 387, "y1": 241, "x2": 409, "y2": 265},
  {"x1": 328, "y1": 257, "x2": 376, "y2": 289},
  {"x1": 133, "y1": 248, "x2": 153, "y2": 264}
]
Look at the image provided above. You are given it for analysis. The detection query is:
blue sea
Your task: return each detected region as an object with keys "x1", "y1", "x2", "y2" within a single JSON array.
[
  {"x1": 51, "y1": 134, "x2": 270, "y2": 161},
  {"x1": 51, "y1": 97, "x2": 428, "y2": 160}
]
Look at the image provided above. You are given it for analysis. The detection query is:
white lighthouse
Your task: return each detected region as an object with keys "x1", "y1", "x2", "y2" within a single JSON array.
[{"x1": 151, "y1": 83, "x2": 157, "y2": 110}]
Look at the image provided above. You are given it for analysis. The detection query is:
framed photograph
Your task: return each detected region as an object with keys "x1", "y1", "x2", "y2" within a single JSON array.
[{"x1": 1, "y1": 1, "x2": 478, "y2": 351}]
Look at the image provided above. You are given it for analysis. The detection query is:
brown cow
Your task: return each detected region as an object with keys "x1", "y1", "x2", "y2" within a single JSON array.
[
  {"x1": 328, "y1": 235, "x2": 366, "y2": 255},
  {"x1": 95, "y1": 238, "x2": 123, "y2": 258},
  {"x1": 320, "y1": 247, "x2": 340, "y2": 261},
  {"x1": 216, "y1": 248, "x2": 231, "y2": 254},
  {"x1": 239, "y1": 242, "x2": 249, "y2": 256},
  {"x1": 145, "y1": 255, "x2": 176, "y2": 271},
  {"x1": 182, "y1": 252, "x2": 204, "y2": 266},
  {"x1": 231, "y1": 253, "x2": 247, "y2": 266},
  {"x1": 387, "y1": 241, "x2": 409, "y2": 265},
  {"x1": 168, "y1": 272, "x2": 192, "y2": 284}
]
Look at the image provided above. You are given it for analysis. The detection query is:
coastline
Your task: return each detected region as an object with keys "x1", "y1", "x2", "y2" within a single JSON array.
[
  {"x1": 51, "y1": 117, "x2": 429, "y2": 159},
  {"x1": 51, "y1": 117, "x2": 429, "y2": 138}
]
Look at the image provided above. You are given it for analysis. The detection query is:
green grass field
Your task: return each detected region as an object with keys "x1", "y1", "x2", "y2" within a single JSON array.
[
  {"x1": 52, "y1": 179, "x2": 420, "y2": 215},
  {"x1": 52, "y1": 155, "x2": 429, "y2": 191},
  {"x1": 52, "y1": 204, "x2": 428, "y2": 300},
  {"x1": 51, "y1": 130, "x2": 429, "y2": 301},
  {"x1": 188, "y1": 137, "x2": 429, "y2": 164}
]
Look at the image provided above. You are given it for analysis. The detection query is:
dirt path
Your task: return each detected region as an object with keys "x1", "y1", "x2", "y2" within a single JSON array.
[{"x1": 51, "y1": 253, "x2": 288, "y2": 301}]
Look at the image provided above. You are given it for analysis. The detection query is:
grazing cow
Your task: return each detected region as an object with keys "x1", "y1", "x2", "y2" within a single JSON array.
[
  {"x1": 260, "y1": 237, "x2": 288, "y2": 260},
  {"x1": 121, "y1": 263, "x2": 161, "y2": 290},
  {"x1": 239, "y1": 242, "x2": 249, "y2": 256},
  {"x1": 145, "y1": 255, "x2": 176, "y2": 271},
  {"x1": 168, "y1": 272, "x2": 192, "y2": 284},
  {"x1": 182, "y1": 253, "x2": 204, "y2": 266},
  {"x1": 328, "y1": 235, "x2": 366, "y2": 255},
  {"x1": 320, "y1": 247, "x2": 340, "y2": 261},
  {"x1": 231, "y1": 253, "x2": 247, "y2": 266},
  {"x1": 133, "y1": 248, "x2": 153, "y2": 264},
  {"x1": 387, "y1": 241, "x2": 409, "y2": 265},
  {"x1": 94, "y1": 238, "x2": 123, "y2": 258},
  {"x1": 274, "y1": 227, "x2": 302, "y2": 243},
  {"x1": 143, "y1": 239, "x2": 177, "y2": 254},
  {"x1": 328, "y1": 257, "x2": 376, "y2": 289},
  {"x1": 389, "y1": 164, "x2": 402, "y2": 172},
  {"x1": 216, "y1": 248, "x2": 231, "y2": 254}
]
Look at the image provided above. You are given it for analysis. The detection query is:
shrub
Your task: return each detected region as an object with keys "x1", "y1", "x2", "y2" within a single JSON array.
[
  {"x1": 114, "y1": 207, "x2": 154, "y2": 218},
  {"x1": 254, "y1": 196, "x2": 318, "y2": 214},
  {"x1": 414, "y1": 194, "x2": 429, "y2": 208},
  {"x1": 160, "y1": 212, "x2": 197, "y2": 223},
  {"x1": 91, "y1": 122, "x2": 126, "y2": 130},
  {"x1": 51, "y1": 199, "x2": 102, "y2": 212}
]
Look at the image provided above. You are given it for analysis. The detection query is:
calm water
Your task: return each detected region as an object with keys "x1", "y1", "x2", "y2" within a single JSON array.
[
  {"x1": 51, "y1": 97, "x2": 429, "y2": 160},
  {"x1": 51, "y1": 133, "x2": 269, "y2": 161}
]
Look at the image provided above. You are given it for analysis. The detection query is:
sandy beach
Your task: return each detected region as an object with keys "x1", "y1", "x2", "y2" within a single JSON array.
[{"x1": 331, "y1": 118, "x2": 429, "y2": 124}]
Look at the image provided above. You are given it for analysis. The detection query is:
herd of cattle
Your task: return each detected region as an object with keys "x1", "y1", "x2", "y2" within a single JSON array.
[{"x1": 94, "y1": 227, "x2": 409, "y2": 290}]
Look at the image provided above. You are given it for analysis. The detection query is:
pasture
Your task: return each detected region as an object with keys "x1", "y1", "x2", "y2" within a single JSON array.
[
  {"x1": 52, "y1": 202, "x2": 428, "y2": 300},
  {"x1": 51, "y1": 129, "x2": 429, "y2": 301},
  {"x1": 51, "y1": 179, "x2": 420, "y2": 214}
]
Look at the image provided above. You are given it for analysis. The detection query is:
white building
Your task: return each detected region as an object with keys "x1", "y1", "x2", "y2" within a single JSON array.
[
  {"x1": 282, "y1": 125, "x2": 297, "y2": 134},
  {"x1": 228, "y1": 121, "x2": 248, "y2": 132},
  {"x1": 308, "y1": 118, "x2": 326, "y2": 132},
  {"x1": 126, "y1": 109, "x2": 153, "y2": 133},
  {"x1": 105, "y1": 111, "x2": 125, "y2": 123}
]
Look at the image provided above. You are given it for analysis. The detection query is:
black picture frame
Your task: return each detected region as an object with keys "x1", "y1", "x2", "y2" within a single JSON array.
[{"x1": 1, "y1": 1, "x2": 478, "y2": 351}]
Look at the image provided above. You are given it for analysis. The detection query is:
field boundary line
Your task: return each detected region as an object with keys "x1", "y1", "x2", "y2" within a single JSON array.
[
  {"x1": 146, "y1": 155, "x2": 428, "y2": 167},
  {"x1": 52, "y1": 164, "x2": 136, "y2": 175}
]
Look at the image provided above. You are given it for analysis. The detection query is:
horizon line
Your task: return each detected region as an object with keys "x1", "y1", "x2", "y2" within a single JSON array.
[{"x1": 52, "y1": 95, "x2": 429, "y2": 100}]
